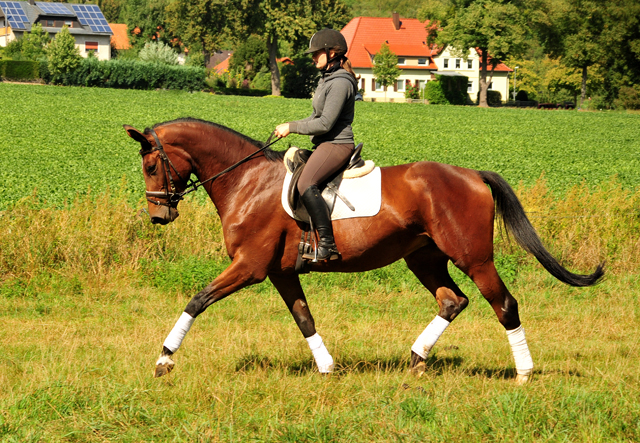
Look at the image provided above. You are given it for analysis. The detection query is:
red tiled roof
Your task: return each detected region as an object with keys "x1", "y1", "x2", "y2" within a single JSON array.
[
  {"x1": 109, "y1": 23, "x2": 130, "y2": 50},
  {"x1": 342, "y1": 17, "x2": 435, "y2": 68},
  {"x1": 341, "y1": 17, "x2": 512, "y2": 72}
]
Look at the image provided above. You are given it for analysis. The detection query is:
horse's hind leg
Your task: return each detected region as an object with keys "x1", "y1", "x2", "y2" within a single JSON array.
[
  {"x1": 466, "y1": 261, "x2": 534, "y2": 384},
  {"x1": 404, "y1": 246, "x2": 469, "y2": 376},
  {"x1": 269, "y1": 274, "x2": 334, "y2": 373}
]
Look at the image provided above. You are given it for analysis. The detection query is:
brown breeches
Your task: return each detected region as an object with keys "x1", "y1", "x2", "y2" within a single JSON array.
[{"x1": 297, "y1": 142, "x2": 355, "y2": 195}]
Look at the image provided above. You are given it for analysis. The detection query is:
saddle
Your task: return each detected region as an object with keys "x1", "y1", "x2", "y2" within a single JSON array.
[{"x1": 286, "y1": 143, "x2": 366, "y2": 224}]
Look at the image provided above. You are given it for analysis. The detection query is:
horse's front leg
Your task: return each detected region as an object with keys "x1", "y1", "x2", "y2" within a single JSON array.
[
  {"x1": 269, "y1": 274, "x2": 334, "y2": 373},
  {"x1": 155, "y1": 259, "x2": 267, "y2": 377}
]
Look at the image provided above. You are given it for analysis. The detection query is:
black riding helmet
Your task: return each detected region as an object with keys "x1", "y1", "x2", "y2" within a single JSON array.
[{"x1": 305, "y1": 28, "x2": 348, "y2": 54}]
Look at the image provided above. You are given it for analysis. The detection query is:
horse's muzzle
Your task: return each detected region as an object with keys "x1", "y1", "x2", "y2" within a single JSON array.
[{"x1": 149, "y1": 206, "x2": 180, "y2": 224}]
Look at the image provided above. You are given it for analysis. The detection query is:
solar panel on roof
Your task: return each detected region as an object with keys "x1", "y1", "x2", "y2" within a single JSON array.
[
  {"x1": 70, "y1": 3, "x2": 111, "y2": 33},
  {"x1": 0, "y1": 1, "x2": 29, "y2": 30},
  {"x1": 35, "y1": 2, "x2": 72, "y2": 15}
]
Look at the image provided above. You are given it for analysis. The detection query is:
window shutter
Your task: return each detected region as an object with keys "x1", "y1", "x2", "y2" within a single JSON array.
[
  {"x1": 394, "y1": 81, "x2": 397, "y2": 92},
  {"x1": 361, "y1": 78, "x2": 365, "y2": 90},
  {"x1": 85, "y1": 41, "x2": 98, "y2": 50},
  {"x1": 372, "y1": 78, "x2": 375, "y2": 90}
]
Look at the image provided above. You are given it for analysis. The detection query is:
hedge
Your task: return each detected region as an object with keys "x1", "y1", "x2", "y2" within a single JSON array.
[
  {"x1": 424, "y1": 74, "x2": 470, "y2": 105},
  {"x1": 55, "y1": 57, "x2": 206, "y2": 91},
  {"x1": 0, "y1": 60, "x2": 41, "y2": 81}
]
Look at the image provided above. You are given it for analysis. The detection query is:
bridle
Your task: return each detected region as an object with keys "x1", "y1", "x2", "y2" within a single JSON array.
[{"x1": 141, "y1": 129, "x2": 281, "y2": 208}]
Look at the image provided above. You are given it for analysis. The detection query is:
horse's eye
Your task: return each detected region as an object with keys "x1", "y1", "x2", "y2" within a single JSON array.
[{"x1": 146, "y1": 164, "x2": 157, "y2": 175}]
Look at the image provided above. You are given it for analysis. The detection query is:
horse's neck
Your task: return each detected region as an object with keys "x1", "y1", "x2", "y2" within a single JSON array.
[{"x1": 168, "y1": 124, "x2": 276, "y2": 215}]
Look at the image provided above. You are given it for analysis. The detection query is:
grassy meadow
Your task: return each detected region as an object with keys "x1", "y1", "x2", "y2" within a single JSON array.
[{"x1": 1, "y1": 82, "x2": 640, "y2": 442}]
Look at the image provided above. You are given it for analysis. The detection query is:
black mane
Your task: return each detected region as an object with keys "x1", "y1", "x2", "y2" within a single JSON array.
[{"x1": 146, "y1": 117, "x2": 286, "y2": 163}]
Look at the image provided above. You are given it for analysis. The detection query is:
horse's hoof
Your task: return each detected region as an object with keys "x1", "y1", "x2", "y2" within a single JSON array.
[
  {"x1": 409, "y1": 361, "x2": 427, "y2": 377},
  {"x1": 318, "y1": 363, "x2": 334, "y2": 374},
  {"x1": 515, "y1": 373, "x2": 530, "y2": 385},
  {"x1": 154, "y1": 354, "x2": 175, "y2": 378}
]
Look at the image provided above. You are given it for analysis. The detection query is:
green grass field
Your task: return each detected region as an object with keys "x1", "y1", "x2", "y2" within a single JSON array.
[{"x1": 1, "y1": 83, "x2": 639, "y2": 442}]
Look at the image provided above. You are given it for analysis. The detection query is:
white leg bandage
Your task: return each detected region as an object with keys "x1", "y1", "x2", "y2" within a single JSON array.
[
  {"x1": 163, "y1": 312, "x2": 195, "y2": 353},
  {"x1": 506, "y1": 325, "x2": 534, "y2": 376},
  {"x1": 411, "y1": 315, "x2": 450, "y2": 359},
  {"x1": 306, "y1": 333, "x2": 334, "y2": 373}
]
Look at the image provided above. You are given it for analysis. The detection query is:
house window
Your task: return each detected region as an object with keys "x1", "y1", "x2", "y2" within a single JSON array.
[
  {"x1": 467, "y1": 59, "x2": 473, "y2": 69},
  {"x1": 65, "y1": 20, "x2": 73, "y2": 27},
  {"x1": 467, "y1": 81, "x2": 474, "y2": 93},
  {"x1": 360, "y1": 78, "x2": 365, "y2": 91},
  {"x1": 85, "y1": 41, "x2": 99, "y2": 53},
  {"x1": 418, "y1": 80, "x2": 426, "y2": 90},
  {"x1": 375, "y1": 80, "x2": 384, "y2": 91},
  {"x1": 397, "y1": 57, "x2": 406, "y2": 65},
  {"x1": 43, "y1": 19, "x2": 55, "y2": 27},
  {"x1": 455, "y1": 59, "x2": 461, "y2": 69},
  {"x1": 396, "y1": 79, "x2": 405, "y2": 92},
  {"x1": 443, "y1": 59, "x2": 449, "y2": 68},
  {"x1": 418, "y1": 58, "x2": 426, "y2": 65}
]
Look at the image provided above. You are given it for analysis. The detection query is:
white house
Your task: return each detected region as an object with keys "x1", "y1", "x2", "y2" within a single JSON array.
[
  {"x1": 0, "y1": 0, "x2": 112, "y2": 60},
  {"x1": 341, "y1": 14, "x2": 512, "y2": 102}
]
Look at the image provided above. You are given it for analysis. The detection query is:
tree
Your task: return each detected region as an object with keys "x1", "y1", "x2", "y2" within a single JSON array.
[
  {"x1": 163, "y1": 0, "x2": 227, "y2": 66},
  {"x1": 227, "y1": 0, "x2": 351, "y2": 95},
  {"x1": 372, "y1": 43, "x2": 401, "y2": 101},
  {"x1": 537, "y1": 0, "x2": 605, "y2": 108},
  {"x1": 281, "y1": 52, "x2": 320, "y2": 98},
  {"x1": 138, "y1": 41, "x2": 179, "y2": 65},
  {"x1": 431, "y1": 0, "x2": 529, "y2": 107},
  {"x1": 122, "y1": 0, "x2": 169, "y2": 49},
  {"x1": 47, "y1": 26, "x2": 82, "y2": 83},
  {"x1": 229, "y1": 35, "x2": 269, "y2": 81},
  {"x1": 21, "y1": 23, "x2": 50, "y2": 61}
]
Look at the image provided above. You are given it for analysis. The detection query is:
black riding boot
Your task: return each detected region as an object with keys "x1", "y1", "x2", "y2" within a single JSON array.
[{"x1": 301, "y1": 185, "x2": 340, "y2": 261}]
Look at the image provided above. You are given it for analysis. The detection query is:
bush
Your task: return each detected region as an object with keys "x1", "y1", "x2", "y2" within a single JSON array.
[
  {"x1": 138, "y1": 41, "x2": 179, "y2": 65},
  {"x1": 0, "y1": 60, "x2": 41, "y2": 80},
  {"x1": 47, "y1": 26, "x2": 82, "y2": 83},
  {"x1": 281, "y1": 53, "x2": 318, "y2": 99},
  {"x1": 614, "y1": 86, "x2": 640, "y2": 110},
  {"x1": 433, "y1": 74, "x2": 470, "y2": 105},
  {"x1": 424, "y1": 80, "x2": 449, "y2": 104},
  {"x1": 515, "y1": 90, "x2": 528, "y2": 101},
  {"x1": 487, "y1": 90, "x2": 502, "y2": 106},
  {"x1": 60, "y1": 57, "x2": 205, "y2": 91},
  {"x1": 404, "y1": 83, "x2": 420, "y2": 100}
]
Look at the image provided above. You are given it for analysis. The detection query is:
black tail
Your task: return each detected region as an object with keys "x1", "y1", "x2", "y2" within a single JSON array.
[{"x1": 479, "y1": 170, "x2": 604, "y2": 287}]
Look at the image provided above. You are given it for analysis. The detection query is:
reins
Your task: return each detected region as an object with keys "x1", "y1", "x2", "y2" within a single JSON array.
[{"x1": 142, "y1": 129, "x2": 282, "y2": 208}]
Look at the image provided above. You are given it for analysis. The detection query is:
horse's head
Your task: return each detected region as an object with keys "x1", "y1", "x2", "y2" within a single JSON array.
[{"x1": 124, "y1": 125, "x2": 193, "y2": 225}]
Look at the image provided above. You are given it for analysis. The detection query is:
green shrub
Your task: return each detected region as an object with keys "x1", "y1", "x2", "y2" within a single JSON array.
[
  {"x1": 61, "y1": 57, "x2": 206, "y2": 91},
  {"x1": 614, "y1": 86, "x2": 640, "y2": 110},
  {"x1": 0, "y1": 60, "x2": 41, "y2": 80},
  {"x1": 47, "y1": 26, "x2": 82, "y2": 84},
  {"x1": 138, "y1": 41, "x2": 179, "y2": 65},
  {"x1": 487, "y1": 90, "x2": 502, "y2": 105},
  {"x1": 515, "y1": 90, "x2": 528, "y2": 101},
  {"x1": 281, "y1": 53, "x2": 318, "y2": 99},
  {"x1": 404, "y1": 82, "x2": 420, "y2": 99},
  {"x1": 424, "y1": 80, "x2": 449, "y2": 104}
]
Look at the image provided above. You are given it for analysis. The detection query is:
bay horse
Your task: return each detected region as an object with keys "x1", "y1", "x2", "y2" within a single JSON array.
[{"x1": 124, "y1": 118, "x2": 603, "y2": 384}]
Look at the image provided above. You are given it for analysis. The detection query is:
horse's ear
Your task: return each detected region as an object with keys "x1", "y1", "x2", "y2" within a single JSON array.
[{"x1": 123, "y1": 125, "x2": 152, "y2": 151}]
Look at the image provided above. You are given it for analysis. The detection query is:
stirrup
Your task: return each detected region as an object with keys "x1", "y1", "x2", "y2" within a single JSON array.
[{"x1": 302, "y1": 243, "x2": 340, "y2": 262}]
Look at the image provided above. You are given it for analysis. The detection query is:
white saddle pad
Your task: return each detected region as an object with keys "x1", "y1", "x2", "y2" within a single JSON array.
[{"x1": 281, "y1": 166, "x2": 382, "y2": 221}]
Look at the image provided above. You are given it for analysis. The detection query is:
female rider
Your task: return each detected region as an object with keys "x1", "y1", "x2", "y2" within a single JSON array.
[{"x1": 274, "y1": 28, "x2": 359, "y2": 261}]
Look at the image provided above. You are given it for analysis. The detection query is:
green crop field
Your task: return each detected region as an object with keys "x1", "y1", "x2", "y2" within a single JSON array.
[
  {"x1": 1, "y1": 82, "x2": 639, "y2": 209},
  {"x1": 1, "y1": 83, "x2": 639, "y2": 442}
]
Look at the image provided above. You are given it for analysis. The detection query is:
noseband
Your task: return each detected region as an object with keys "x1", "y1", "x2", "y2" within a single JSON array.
[{"x1": 141, "y1": 129, "x2": 281, "y2": 208}]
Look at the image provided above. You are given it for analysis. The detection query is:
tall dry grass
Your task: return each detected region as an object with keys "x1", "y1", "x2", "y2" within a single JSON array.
[{"x1": 0, "y1": 177, "x2": 638, "y2": 288}]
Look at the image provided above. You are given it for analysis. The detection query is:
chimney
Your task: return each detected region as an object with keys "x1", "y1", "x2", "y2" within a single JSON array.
[
  {"x1": 392, "y1": 12, "x2": 400, "y2": 30},
  {"x1": 28, "y1": 0, "x2": 35, "y2": 5}
]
